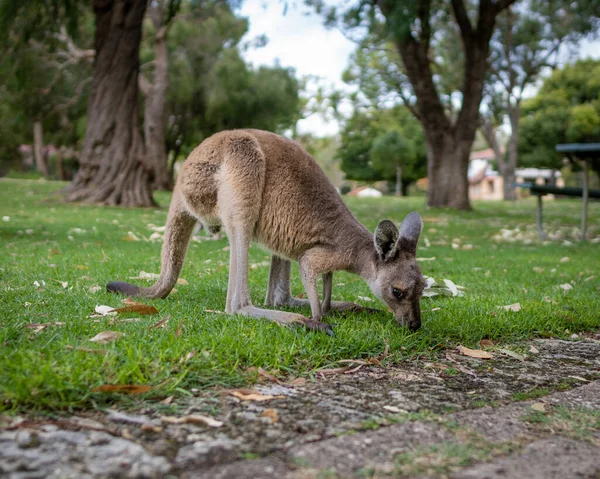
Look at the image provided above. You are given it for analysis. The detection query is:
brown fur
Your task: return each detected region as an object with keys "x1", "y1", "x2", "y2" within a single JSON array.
[{"x1": 107, "y1": 129, "x2": 425, "y2": 333}]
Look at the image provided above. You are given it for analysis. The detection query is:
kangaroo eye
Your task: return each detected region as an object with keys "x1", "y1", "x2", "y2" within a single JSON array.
[{"x1": 392, "y1": 287, "x2": 404, "y2": 300}]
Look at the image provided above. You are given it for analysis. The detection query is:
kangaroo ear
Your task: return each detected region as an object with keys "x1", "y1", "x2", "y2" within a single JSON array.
[
  {"x1": 398, "y1": 212, "x2": 423, "y2": 257},
  {"x1": 374, "y1": 220, "x2": 399, "y2": 261}
]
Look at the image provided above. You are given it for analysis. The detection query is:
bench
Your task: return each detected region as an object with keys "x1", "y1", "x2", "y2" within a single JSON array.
[{"x1": 515, "y1": 183, "x2": 600, "y2": 240}]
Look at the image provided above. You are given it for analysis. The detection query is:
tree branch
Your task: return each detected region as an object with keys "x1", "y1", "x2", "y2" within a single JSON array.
[{"x1": 451, "y1": 0, "x2": 472, "y2": 39}]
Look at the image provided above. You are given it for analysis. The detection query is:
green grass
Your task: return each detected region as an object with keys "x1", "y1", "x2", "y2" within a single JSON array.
[{"x1": 1, "y1": 179, "x2": 599, "y2": 411}]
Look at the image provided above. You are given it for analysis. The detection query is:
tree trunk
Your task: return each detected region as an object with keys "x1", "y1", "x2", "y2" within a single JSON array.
[
  {"x1": 33, "y1": 121, "x2": 49, "y2": 178},
  {"x1": 426, "y1": 130, "x2": 471, "y2": 209},
  {"x1": 143, "y1": 17, "x2": 172, "y2": 190},
  {"x1": 502, "y1": 105, "x2": 520, "y2": 201},
  {"x1": 56, "y1": 147, "x2": 65, "y2": 180},
  {"x1": 395, "y1": 165, "x2": 403, "y2": 196},
  {"x1": 65, "y1": 0, "x2": 154, "y2": 207}
]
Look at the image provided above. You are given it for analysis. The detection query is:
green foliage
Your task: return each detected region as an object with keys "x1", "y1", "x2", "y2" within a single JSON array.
[
  {"x1": 519, "y1": 59, "x2": 600, "y2": 170},
  {"x1": 337, "y1": 105, "x2": 426, "y2": 189}
]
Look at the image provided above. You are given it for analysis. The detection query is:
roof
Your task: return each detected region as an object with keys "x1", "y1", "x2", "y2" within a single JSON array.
[{"x1": 469, "y1": 148, "x2": 497, "y2": 161}]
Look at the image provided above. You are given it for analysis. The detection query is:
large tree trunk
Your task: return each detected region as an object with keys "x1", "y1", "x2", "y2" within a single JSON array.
[
  {"x1": 426, "y1": 130, "x2": 471, "y2": 209},
  {"x1": 65, "y1": 0, "x2": 154, "y2": 207},
  {"x1": 142, "y1": 0, "x2": 172, "y2": 190},
  {"x1": 33, "y1": 121, "x2": 49, "y2": 178}
]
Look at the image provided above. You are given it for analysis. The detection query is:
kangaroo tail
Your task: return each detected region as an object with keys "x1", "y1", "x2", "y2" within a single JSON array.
[{"x1": 107, "y1": 185, "x2": 197, "y2": 299}]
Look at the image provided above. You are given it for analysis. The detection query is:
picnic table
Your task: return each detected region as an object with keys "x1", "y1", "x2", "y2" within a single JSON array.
[{"x1": 516, "y1": 143, "x2": 599, "y2": 241}]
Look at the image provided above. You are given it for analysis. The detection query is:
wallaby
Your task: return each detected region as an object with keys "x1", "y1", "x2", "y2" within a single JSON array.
[{"x1": 107, "y1": 129, "x2": 426, "y2": 334}]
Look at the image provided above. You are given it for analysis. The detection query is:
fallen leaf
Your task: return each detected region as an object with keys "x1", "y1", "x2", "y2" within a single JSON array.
[
  {"x1": 89, "y1": 331, "x2": 124, "y2": 343},
  {"x1": 357, "y1": 295, "x2": 372, "y2": 302},
  {"x1": 416, "y1": 257, "x2": 436, "y2": 261},
  {"x1": 498, "y1": 348, "x2": 526, "y2": 361},
  {"x1": 568, "y1": 375, "x2": 589, "y2": 382},
  {"x1": 228, "y1": 389, "x2": 285, "y2": 401},
  {"x1": 203, "y1": 309, "x2": 225, "y2": 314},
  {"x1": 161, "y1": 396, "x2": 174, "y2": 405},
  {"x1": 532, "y1": 267, "x2": 544, "y2": 273},
  {"x1": 248, "y1": 367, "x2": 281, "y2": 383},
  {"x1": 261, "y1": 408, "x2": 279, "y2": 424},
  {"x1": 457, "y1": 345, "x2": 494, "y2": 359},
  {"x1": 499, "y1": 303, "x2": 522, "y2": 312},
  {"x1": 479, "y1": 339, "x2": 494, "y2": 349},
  {"x1": 92, "y1": 384, "x2": 152, "y2": 394},
  {"x1": 583, "y1": 275, "x2": 596, "y2": 282},
  {"x1": 175, "y1": 322, "x2": 183, "y2": 337},
  {"x1": 122, "y1": 231, "x2": 140, "y2": 241},
  {"x1": 183, "y1": 350, "x2": 196, "y2": 362},
  {"x1": 287, "y1": 377, "x2": 307, "y2": 387},
  {"x1": 74, "y1": 264, "x2": 88, "y2": 270},
  {"x1": 344, "y1": 365, "x2": 364, "y2": 374},
  {"x1": 314, "y1": 366, "x2": 352, "y2": 375},
  {"x1": 141, "y1": 424, "x2": 163, "y2": 433},
  {"x1": 93, "y1": 305, "x2": 118, "y2": 317},
  {"x1": 559, "y1": 283, "x2": 573, "y2": 292},
  {"x1": 160, "y1": 415, "x2": 223, "y2": 428},
  {"x1": 89, "y1": 285, "x2": 102, "y2": 294},
  {"x1": 560, "y1": 257, "x2": 570, "y2": 263},
  {"x1": 529, "y1": 345, "x2": 540, "y2": 354},
  {"x1": 531, "y1": 402, "x2": 546, "y2": 412},
  {"x1": 177, "y1": 278, "x2": 189, "y2": 285},
  {"x1": 122, "y1": 429, "x2": 134, "y2": 440},
  {"x1": 383, "y1": 405, "x2": 404, "y2": 413},
  {"x1": 24, "y1": 322, "x2": 64, "y2": 333},
  {"x1": 148, "y1": 315, "x2": 170, "y2": 329},
  {"x1": 112, "y1": 302, "x2": 159, "y2": 315},
  {"x1": 33, "y1": 280, "x2": 46, "y2": 289}
]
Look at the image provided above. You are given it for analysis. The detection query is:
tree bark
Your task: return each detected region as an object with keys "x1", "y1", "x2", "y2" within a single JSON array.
[
  {"x1": 395, "y1": 165, "x2": 403, "y2": 196},
  {"x1": 33, "y1": 121, "x2": 49, "y2": 178},
  {"x1": 426, "y1": 130, "x2": 471, "y2": 209},
  {"x1": 143, "y1": 1, "x2": 172, "y2": 191},
  {"x1": 56, "y1": 147, "x2": 65, "y2": 180},
  {"x1": 503, "y1": 105, "x2": 519, "y2": 200},
  {"x1": 65, "y1": 0, "x2": 155, "y2": 207}
]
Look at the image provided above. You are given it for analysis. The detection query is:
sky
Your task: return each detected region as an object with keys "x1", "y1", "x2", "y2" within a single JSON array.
[{"x1": 239, "y1": 1, "x2": 600, "y2": 137}]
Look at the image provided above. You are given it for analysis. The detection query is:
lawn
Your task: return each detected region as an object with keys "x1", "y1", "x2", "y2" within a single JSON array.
[{"x1": 1, "y1": 179, "x2": 599, "y2": 411}]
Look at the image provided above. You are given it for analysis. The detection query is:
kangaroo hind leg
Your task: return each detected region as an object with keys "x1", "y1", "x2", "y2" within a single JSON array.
[{"x1": 107, "y1": 186, "x2": 197, "y2": 298}]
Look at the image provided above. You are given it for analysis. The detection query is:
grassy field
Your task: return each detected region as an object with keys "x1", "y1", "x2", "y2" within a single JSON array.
[{"x1": 1, "y1": 179, "x2": 599, "y2": 411}]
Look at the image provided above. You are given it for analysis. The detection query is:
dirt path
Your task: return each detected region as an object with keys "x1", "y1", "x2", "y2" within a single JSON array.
[{"x1": 2, "y1": 338, "x2": 600, "y2": 478}]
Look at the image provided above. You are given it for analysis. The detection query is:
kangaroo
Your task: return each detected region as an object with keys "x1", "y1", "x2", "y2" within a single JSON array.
[{"x1": 107, "y1": 129, "x2": 426, "y2": 334}]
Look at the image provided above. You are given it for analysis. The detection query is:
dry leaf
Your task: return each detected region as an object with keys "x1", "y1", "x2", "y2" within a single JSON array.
[
  {"x1": 65, "y1": 345, "x2": 107, "y2": 355},
  {"x1": 457, "y1": 345, "x2": 494, "y2": 359},
  {"x1": 529, "y1": 345, "x2": 540, "y2": 354},
  {"x1": 228, "y1": 389, "x2": 285, "y2": 402},
  {"x1": 479, "y1": 339, "x2": 494, "y2": 349},
  {"x1": 89, "y1": 285, "x2": 102, "y2": 294},
  {"x1": 568, "y1": 375, "x2": 589, "y2": 382},
  {"x1": 532, "y1": 267, "x2": 544, "y2": 273},
  {"x1": 261, "y1": 408, "x2": 279, "y2": 424},
  {"x1": 92, "y1": 384, "x2": 152, "y2": 394},
  {"x1": 247, "y1": 367, "x2": 281, "y2": 383},
  {"x1": 89, "y1": 331, "x2": 124, "y2": 343},
  {"x1": 122, "y1": 231, "x2": 140, "y2": 241},
  {"x1": 177, "y1": 278, "x2": 189, "y2": 285},
  {"x1": 287, "y1": 377, "x2": 307, "y2": 387},
  {"x1": 499, "y1": 303, "x2": 522, "y2": 312},
  {"x1": 175, "y1": 322, "x2": 183, "y2": 337},
  {"x1": 560, "y1": 257, "x2": 570, "y2": 263},
  {"x1": 344, "y1": 365, "x2": 364, "y2": 374},
  {"x1": 559, "y1": 283, "x2": 573, "y2": 292},
  {"x1": 112, "y1": 302, "x2": 159, "y2": 315},
  {"x1": 383, "y1": 405, "x2": 404, "y2": 413},
  {"x1": 583, "y1": 275, "x2": 596, "y2": 282},
  {"x1": 183, "y1": 350, "x2": 196, "y2": 362},
  {"x1": 93, "y1": 305, "x2": 117, "y2": 317},
  {"x1": 161, "y1": 396, "x2": 174, "y2": 405},
  {"x1": 148, "y1": 315, "x2": 170, "y2": 329},
  {"x1": 315, "y1": 366, "x2": 352, "y2": 375},
  {"x1": 498, "y1": 348, "x2": 526, "y2": 361},
  {"x1": 141, "y1": 424, "x2": 163, "y2": 433},
  {"x1": 160, "y1": 415, "x2": 223, "y2": 428},
  {"x1": 531, "y1": 402, "x2": 546, "y2": 412},
  {"x1": 74, "y1": 264, "x2": 88, "y2": 270},
  {"x1": 24, "y1": 322, "x2": 64, "y2": 333}
]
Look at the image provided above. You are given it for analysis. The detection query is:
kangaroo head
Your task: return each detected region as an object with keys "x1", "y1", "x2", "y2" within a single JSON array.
[{"x1": 368, "y1": 212, "x2": 425, "y2": 331}]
